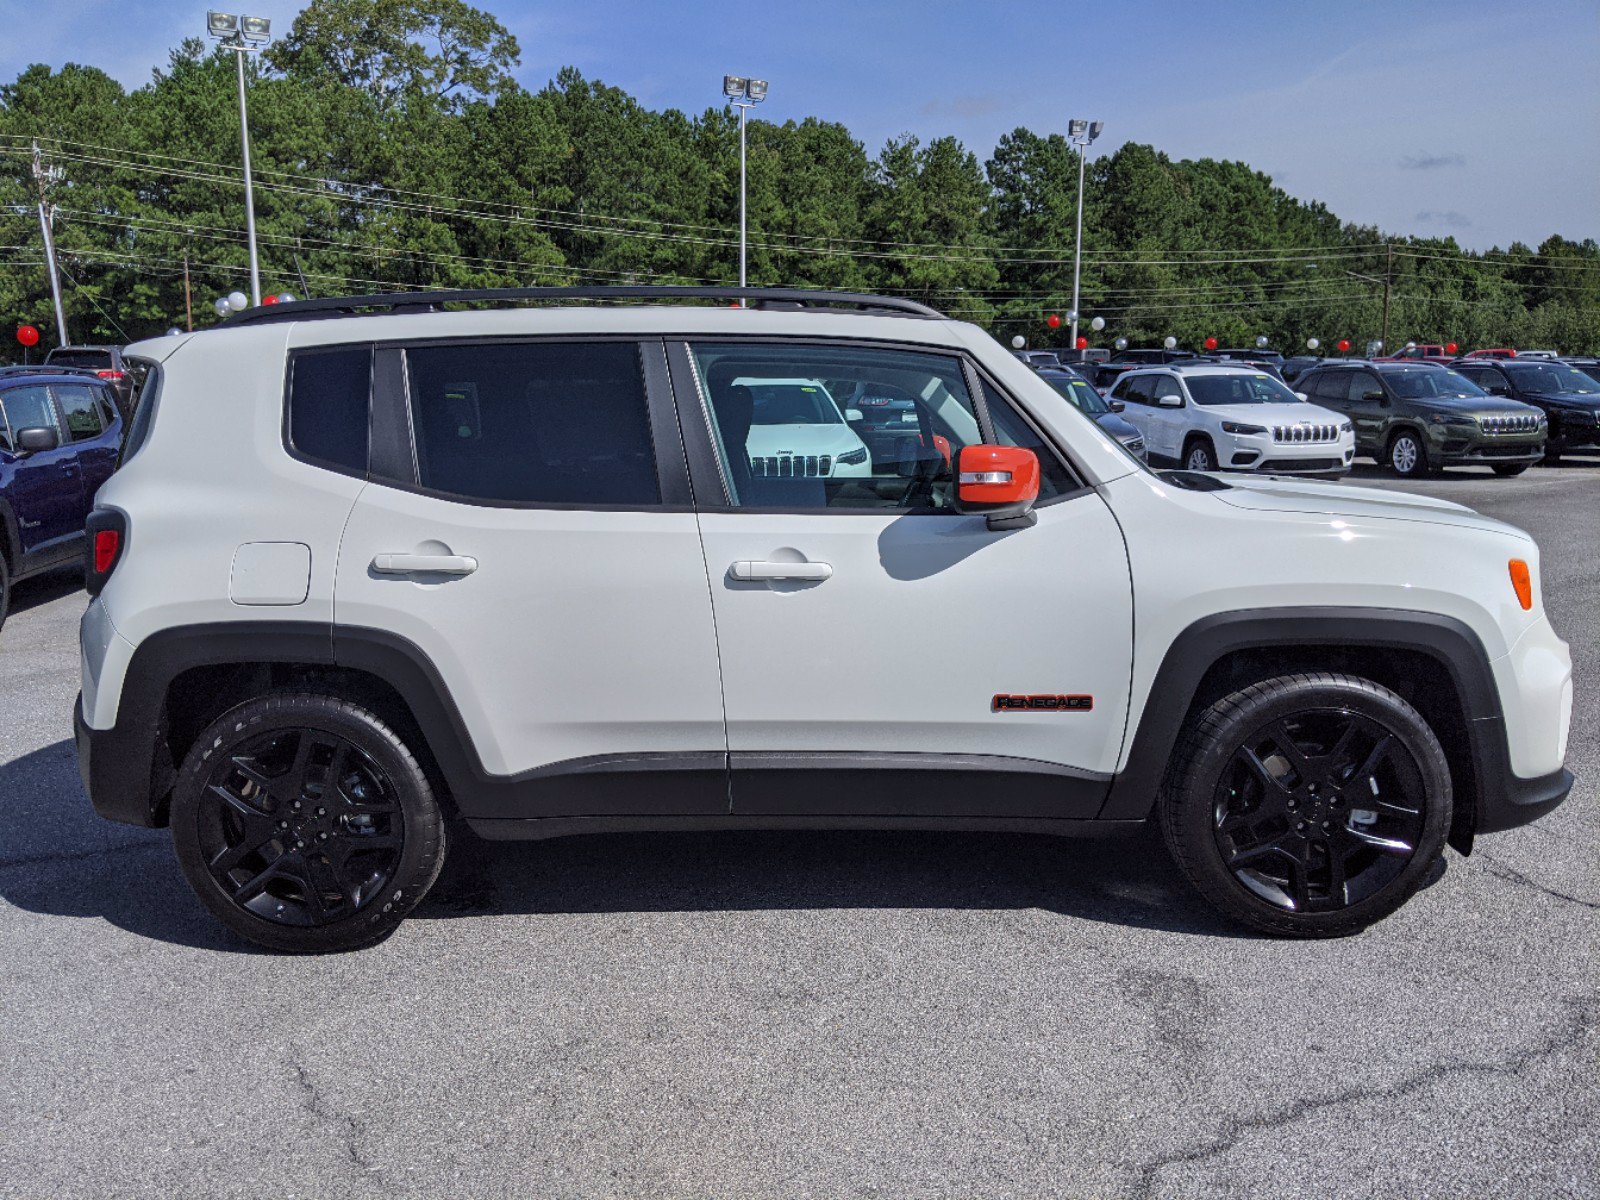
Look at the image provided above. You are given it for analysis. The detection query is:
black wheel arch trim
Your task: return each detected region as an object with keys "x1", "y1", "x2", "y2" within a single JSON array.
[{"x1": 1096, "y1": 607, "x2": 1570, "y2": 846}]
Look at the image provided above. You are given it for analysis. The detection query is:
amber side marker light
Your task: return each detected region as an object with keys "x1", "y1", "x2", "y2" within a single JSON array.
[{"x1": 1509, "y1": 559, "x2": 1533, "y2": 611}]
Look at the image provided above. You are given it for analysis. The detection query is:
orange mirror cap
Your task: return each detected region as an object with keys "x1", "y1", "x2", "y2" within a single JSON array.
[
  {"x1": 1508, "y1": 559, "x2": 1533, "y2": 611},
  {"x1": 957, "y1": 444, "x2": 1040, "y2": 506}
]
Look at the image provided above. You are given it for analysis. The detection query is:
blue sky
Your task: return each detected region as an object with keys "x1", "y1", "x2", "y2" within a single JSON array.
[{"x1": 5, "y1": 0, "x2": 1597, "y2": 250}]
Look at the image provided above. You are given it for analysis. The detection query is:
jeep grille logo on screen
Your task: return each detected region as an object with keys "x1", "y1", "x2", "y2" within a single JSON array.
[{"x1": 992, "y1": 693, "x2": 1094, "y2": 712}]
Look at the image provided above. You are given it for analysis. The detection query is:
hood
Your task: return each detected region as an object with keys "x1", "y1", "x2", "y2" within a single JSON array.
[
  {"x1": 745, "y1": 423, "x2": 867, "y2": 457},
  {"x1": 1416, "y1": 393, "x2": 1540, "y2": 416},
  {"x1": 1093, "y1": 411, "x2": 1142, "y2": 442},
  {"x1": 1205, "y1": 401, "x2": 1346, "y2": 426},
  {"x1": 1210, "y1": 475, "x2": 1532, "y2": 540},
  {"x1": 1521, "y1": 389, "x2": 1600, "y2": 408}
]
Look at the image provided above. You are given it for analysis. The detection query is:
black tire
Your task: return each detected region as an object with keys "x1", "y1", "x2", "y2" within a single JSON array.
[
  {"x1": 0, "y1": 551, "x2": 9, "y2": 636},
  {"x1": 1542, "y1": 445, "x2": 1562, "y2": 464},
  {"x1": 1183, "y1": 437, "x2": 1218, "y2": 472},
  {"x1": 171, "y1": 692, "x2": 447, "y2": 953},
  {"x1": 1491, "y1": 463, "x2": 1529, "y2": 477},
  {"x1": 1387, "y1": 429, "x2": 1432, "y2": 477},
  {"x1": 1159, "y1": 672, "x2": 1451, "y2": 938}
]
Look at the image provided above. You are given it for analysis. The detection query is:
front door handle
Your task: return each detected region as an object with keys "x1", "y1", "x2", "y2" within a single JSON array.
[
  {"x1": 372, "y1": 553, "x2": 478, "y2": 576},
  {"x1": 729, "y1": 560, "x2": 832, "y2": 582}
]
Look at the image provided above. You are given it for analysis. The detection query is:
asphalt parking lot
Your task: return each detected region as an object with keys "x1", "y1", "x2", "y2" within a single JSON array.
[{"x1": 1, "y1": 462, "x2": 1595, "y2": 1199}]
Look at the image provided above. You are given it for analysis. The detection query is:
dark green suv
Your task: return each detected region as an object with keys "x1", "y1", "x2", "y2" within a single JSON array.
[{"x1": 1296, "y1": 361, "x2": 1546, "y2": 477}]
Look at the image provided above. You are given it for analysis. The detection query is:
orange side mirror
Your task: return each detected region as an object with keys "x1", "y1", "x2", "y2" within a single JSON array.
[{"x1": 955, "y1": 444, "x2": 1040, "y2": 529}]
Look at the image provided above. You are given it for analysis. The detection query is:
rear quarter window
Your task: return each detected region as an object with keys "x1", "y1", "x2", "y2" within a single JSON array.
[{"x1": 286, "y1": 347, "x2": 372, "y2": 475}]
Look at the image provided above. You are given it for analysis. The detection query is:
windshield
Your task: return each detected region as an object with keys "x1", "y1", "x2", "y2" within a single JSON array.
[
  {"x1": 732, "y1": 378, "x2": 844, "y2": 425},
  {"x1": 1044, "y1": 375, "x2": 1110, "y2": 414},
  {"x1": 1185, "y1": 373, "x2": 1304, "y2": 406},
  {"x1": 1504, "y1": 363, "x2": 1600, "y2": 394},
  {"x1": 1383, "y1": 369, "x2": 1487, "y2": 399}
]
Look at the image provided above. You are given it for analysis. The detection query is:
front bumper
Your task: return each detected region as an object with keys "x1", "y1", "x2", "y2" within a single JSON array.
[
  {"x1": 1434, "y1": 434, "x2": 1545, "y2": 466},
  {"x1": 1476, "y1": 765, "x2": 1574, "y2": 835},
  {"x1": 1221, "y1": 431, "x2": 1355, "y2": 475}
]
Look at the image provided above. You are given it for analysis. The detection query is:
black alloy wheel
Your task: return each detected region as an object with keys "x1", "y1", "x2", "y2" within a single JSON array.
[
  {"x1": 197, "y1": 726, "x2": 404, "y2": 927},
  {"x1": 1160, "y1": 672, "x2": 1450, "y2": 937},
  {"x1": 1211, "y1": 710, "x2": 1426, "y2": 914},
  {"x1": 172, "y1": 693, "x2": 446, "y2": 952},
  {"x1": 0, "y1": 551, "x2": 10, "y2": 635}
]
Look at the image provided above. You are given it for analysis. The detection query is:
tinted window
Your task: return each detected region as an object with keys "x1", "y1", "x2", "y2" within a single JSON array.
[
  {"x1": 1150, "y1": 376, "x2": 1182, "y2": 403},
  {"x1": 1346, "y1": 372, "x2": 1384, "y2": 403},
  {"x1": 1503, "y1": 363, "x2": 1600, "y2": 394},
  {"x1": 407, "y1": 341, "x2": 658, "y2": 506},
  {"x1": 52, "y1": 384, "x2": 105, "y2": 441},
  {"x1": 691, "y1": 342, "x2": 980, "y2": 511},
  {"x1": 1383, "y1": 369, "x2": 1486, "y2": 400},
  {"x1": 45, "y1": 349, "x2": 114, "y2": 370},
  {"x1": 0, "y1": 385, "x2": 59, "y2": 453},
  {"x1": 1042, "y1": 374, "x2": 1109, "y2": 414},
  {"x1": 119, "y1": 363, "x2": 160, "y2": 465},
  {"x1": 288, "y1": 347, "x2": 372, "y2": 474},
  {"x1": 1302, "y1": 372, "x2": 1344, "y2": 401}
]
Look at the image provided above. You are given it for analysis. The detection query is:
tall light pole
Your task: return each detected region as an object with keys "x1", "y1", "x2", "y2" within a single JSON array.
[
  {"x1": 30, "y1": 140, "x2": 69, "y2": 347},
  {"x1": 722, "y1": 75, "x2": 768, "y2": 299},
  {"x1": 1066, "y1": 119, "x2": 1103, "y2": 350},
  {"x1": 208, "y1": 12, "x2": 272, "y2": 307}
]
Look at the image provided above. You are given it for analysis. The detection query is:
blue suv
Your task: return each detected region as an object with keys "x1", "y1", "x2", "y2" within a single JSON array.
[{"x1": 0, "y1": 368, "x2": 123, "y2": 631}]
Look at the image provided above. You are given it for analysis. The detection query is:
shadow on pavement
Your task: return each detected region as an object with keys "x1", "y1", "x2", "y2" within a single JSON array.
[
  {"x1": 6, "y1": 565, "x2": 84, "y2": 618},
  {"x1": 0, "y1": 738, "x2": 1249, "y2": 951}
]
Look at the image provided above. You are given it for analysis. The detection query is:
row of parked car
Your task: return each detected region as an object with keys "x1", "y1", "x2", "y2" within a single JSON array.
[
  {"x1": 1017, "y1": 345, "x2": 1600, "y2": 478},
  {"x1": 0, "y1": 346, "x2": 136, "y2": 630}
]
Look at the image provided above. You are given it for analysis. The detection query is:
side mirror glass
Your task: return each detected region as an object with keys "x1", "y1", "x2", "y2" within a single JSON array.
[
  {"x1": 955, "y1": 444, "x2": 1040, "y2": 531},
  {"x1": 16, "y1": 426, "x2": 60, "y2": 454},
  {"x1": 1108, "y1": 399, "x2": 1126, "y2": 412}
]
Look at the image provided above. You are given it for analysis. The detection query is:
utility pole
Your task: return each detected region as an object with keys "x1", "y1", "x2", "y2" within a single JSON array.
[
  {"x1": 183, "y1": 248, "x2": 194, "y2": 331},
  {"x1": 30, "y1": 140, "x2": 70, "y2": 348},
  {"x1": 1379, "y1": 242, "x2": 1394, "y2": 354},
  {"x1": 1066, "y1": 119, "x2": 1104, "y2": 351}
]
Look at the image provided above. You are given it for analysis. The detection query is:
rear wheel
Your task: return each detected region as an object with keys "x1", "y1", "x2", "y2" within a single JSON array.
[
  {"x1": 171, "y1": 692, "x2": 447, "y2": 953},
  {"x1": 1491, "y1": 463, "x2": 1529, "y2": 477},
  {"x1": 0, "y1": 552, "x2": 9, "y2": 635},
  {"x1": 1160, "y1": 673, "x2": 1451, "y2": 937},
  {"x1": 1387, "y1": 430, "x2": 1431, "y2": 477},
  {"x1": 1184, "y1": 437, "x2": 1218, "y2": 472}
]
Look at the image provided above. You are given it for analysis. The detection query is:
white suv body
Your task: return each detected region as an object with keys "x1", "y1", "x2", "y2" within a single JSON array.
[
  {"x1": 75, "y1": 288, "x2": 1573, "y2": 950},
  {"x1": 1111, "y1": 364, "x2": 1357, "y2": 474}
]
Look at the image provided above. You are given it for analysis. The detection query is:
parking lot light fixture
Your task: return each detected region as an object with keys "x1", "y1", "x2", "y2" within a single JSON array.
[
  {"x1": 721, "y1": 74, "x2": 768, "y2": 303},
  {"x1": 1066, "y1": 119, "x2": 1103, "y2": 350},
  {"x1": 208, "y1": 13, "x2": 272, "y2": 307}
]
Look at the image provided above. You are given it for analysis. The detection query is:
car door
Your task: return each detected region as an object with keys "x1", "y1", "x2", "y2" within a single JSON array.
[
  {"x1": 0, "y1": 383, "x2": 86, "y2": 564},
  {"x1": 670, "y1": 339, "x2": 1133, "y2": 819},
  {"x1": 1146, "y1": 374, "x2": 1187, "y2": 459},
  {"x1": 333, "y1": 338, "x2": 729, "y2": 816},
  {"x1": 1336, "y1": 370, "x2": 1387, "y2": 446},
  {"x1": 50, "y1": 381, "x2": 121, "y2": 506}
]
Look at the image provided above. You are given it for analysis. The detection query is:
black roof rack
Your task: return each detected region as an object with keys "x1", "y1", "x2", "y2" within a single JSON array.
[
  {"x1": 224, "y1": 286, "x2": 946, "y2": 327},
  {"x1": 0, "y1": 364, "x2": 102, "y2": 380}
]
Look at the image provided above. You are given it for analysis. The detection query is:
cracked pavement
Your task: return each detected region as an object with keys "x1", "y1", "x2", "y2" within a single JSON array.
[{"x1": 1, "y1": 465, "x2": 1596, "y2": 1198}]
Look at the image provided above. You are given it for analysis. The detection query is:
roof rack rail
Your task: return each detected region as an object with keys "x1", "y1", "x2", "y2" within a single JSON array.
[
  {"x1": 0, "y1": 364, "x2": 102, "y2": 379},
  {"x1": 224, "y1": 285, "x2": 946, "y2": 327}
]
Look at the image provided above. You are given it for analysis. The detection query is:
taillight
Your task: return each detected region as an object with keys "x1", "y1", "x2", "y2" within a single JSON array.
[
  {"x1": 96, "y1": 369, "x2": 126, "y2": 381},
  {"x1": 85, "y1": 509, "x2": 126, "y2": 596}
]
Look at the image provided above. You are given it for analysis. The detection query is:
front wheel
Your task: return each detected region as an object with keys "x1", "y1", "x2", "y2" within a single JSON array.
[
  {"x1": 0, "y1": 552, "x2": 10, "y2": 635},
  {"x1": 1159, "y1": 672, "x2": 1451, "y2": 937},
  {"x1": 171, "y1": 692, "x2": 448, "y2": 953},
  {"x1": 1387, "y1": 430, "x2": 1431, "y2": 477},
  {"x1": 1184, "y1": 438, "x2": 1218, "y2": 472}
]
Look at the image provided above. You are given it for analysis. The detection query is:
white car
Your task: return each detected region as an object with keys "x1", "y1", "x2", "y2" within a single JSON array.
[
  {"x1": 733, "y1": 376, "x2": 872, "y2": 478},
  {"x1": 76, "y1": 287, "x2": 1572, "y2": 951},
  {"x1": 1110, "y1": 364, "x2": 1356, "y2": 474}
]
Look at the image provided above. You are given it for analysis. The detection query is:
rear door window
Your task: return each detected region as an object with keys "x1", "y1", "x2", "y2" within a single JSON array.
[
  {"x1": 405, "y1": 341, "x2": 660, "y2": 507},
  {"x1": 51, "y1": 384, "x2": 106, "y2": 441}
]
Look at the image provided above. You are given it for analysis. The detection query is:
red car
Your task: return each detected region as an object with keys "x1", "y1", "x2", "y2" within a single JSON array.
[{"x1": 1461, "y1": 348, "x2": 1520, "y2": 360}]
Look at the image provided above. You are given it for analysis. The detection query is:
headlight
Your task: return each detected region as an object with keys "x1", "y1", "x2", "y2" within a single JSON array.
[
  {"x1": 1220, "y1": 421, "x2": 1266, "y2": 435},
  {"x1": 1339, "y1": 421, "x2": 1354, "y2": 434},
  {"x1": 836, "y1": 446, "x2": 868, "y2": 466}
]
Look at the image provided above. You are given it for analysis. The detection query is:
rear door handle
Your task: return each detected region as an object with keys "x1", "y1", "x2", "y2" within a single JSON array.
[
  {"x1": 372, "y1": 553, "x2": 478, "y2": 576},
  {"x1": 729, "y1": 560, "x2": 832, "y2": 582}
]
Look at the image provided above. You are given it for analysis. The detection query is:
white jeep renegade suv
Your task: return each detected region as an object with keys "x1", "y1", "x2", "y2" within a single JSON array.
[
  {"x1": 76, "y1": 287, "x2": 1574, "y2": 952},
  {"x1": 1110, "y1": 362, "x2": 1357, "y2": 474}
]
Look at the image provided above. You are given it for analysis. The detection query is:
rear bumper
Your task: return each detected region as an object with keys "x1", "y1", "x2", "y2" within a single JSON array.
[
  {"x1": 75, "y1": 692, "x2": 165, "y2": 828},
  {"x1": 1476, "y1": 765, "x2": 1573, "y2": 835}
]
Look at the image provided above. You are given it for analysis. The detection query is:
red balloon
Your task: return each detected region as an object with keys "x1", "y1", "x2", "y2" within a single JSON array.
[
  {"x1": 16, "y1": 324, "x2": 40, "y2": 347},
  {"x1": 1075, "y1": 336, "x2": 1088, "y2": 350},
  {"x1": 1204, "y1": 336, "x2": 1218, "y2": 350},
  {"x1": 1444, "y1": 342, "x2": 1458, "y2": 355},
  {"x1": 1336, "y1": 339, "x2": 1351, "y2": 353},
  {"x1": 1046, "y1": 313, "x2": 1062, "y2": 329},
  {"x1": 262, "y1": 294, "x2": 280, "y2": 305}
]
